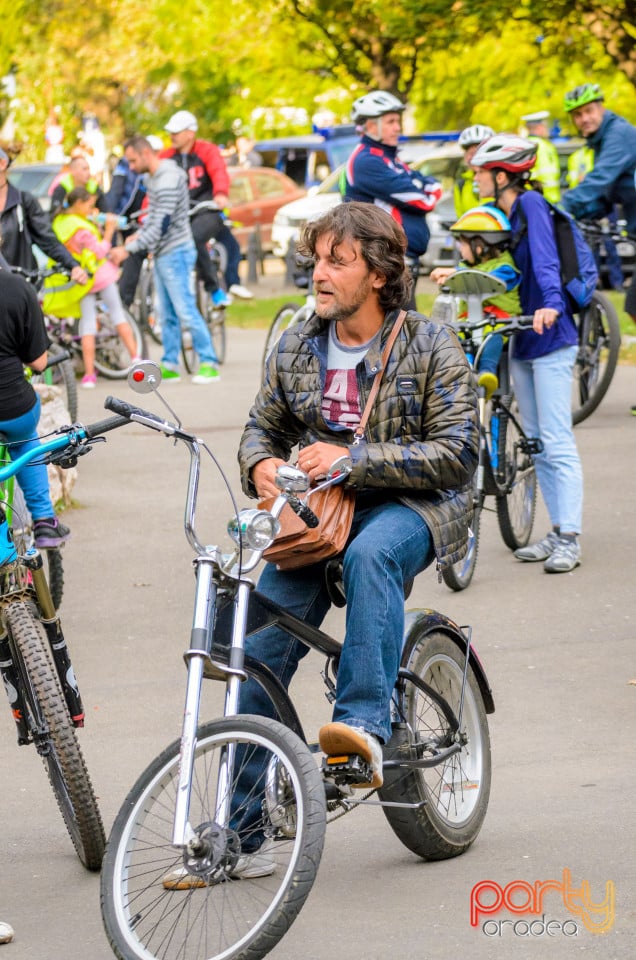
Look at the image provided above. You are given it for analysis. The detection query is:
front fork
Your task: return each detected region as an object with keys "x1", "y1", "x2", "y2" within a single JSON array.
[{"x1": 172, "y1": 558, "x2": 251, "y2": 849}]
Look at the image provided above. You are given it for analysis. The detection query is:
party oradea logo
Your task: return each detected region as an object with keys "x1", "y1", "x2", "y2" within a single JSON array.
[{"x1": 470, "y1": 868, "x2": 615, "y2": 938}]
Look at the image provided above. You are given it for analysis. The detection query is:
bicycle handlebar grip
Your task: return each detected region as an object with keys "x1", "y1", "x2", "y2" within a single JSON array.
[
  {"x1": 45, "y1": 349, "x2": 71, "y2": 368},
  {"x1": 295, "y1": 501, "x2": 320, "y2": 529},
  {"x1": 104, "y1": 395, "x2": 170, "y2": 430},
  {"x1": 83, "y1": 415, "x2": 131, "y2": 439}
]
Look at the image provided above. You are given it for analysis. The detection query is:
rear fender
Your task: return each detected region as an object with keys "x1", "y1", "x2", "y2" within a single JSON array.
[{"x1": 402, "y1": 608, "x2": 495, "y2": 714}]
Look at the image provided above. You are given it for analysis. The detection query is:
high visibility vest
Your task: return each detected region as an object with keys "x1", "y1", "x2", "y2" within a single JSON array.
[
  {"x1": 58, "y1": 173, "x2": 100, "y2": 196},
  {"x1": 528, "y1": 136, "x2": 561, "y2": 203},
  {"x1": 42, "y1": 214, "x2": 101, "y2": 317},
  {"x1": 566, "y1": 146, "x2": 594, "y2": 189},
  {"x1": 453, "y1": 170, "x2": 480, "y2": 217}
]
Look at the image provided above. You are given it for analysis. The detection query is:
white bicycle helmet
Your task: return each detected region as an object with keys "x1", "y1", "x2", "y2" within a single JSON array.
[
  {"x1": 471, "y1": 134, "x2": 537, "y2": 174},
  {"x1": 351, "y1": 91, "x2": 405, "y2": 124},
  {"x1": 458, "y1": 124, "x2": 495, "y2": 150}
]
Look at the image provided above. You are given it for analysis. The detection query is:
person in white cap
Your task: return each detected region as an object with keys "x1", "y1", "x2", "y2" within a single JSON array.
[
  {"x1": 162, "y1": 111, "x2": 253, "y2": 301},
  {"x1": 521, "y1": 110, "x2": 561, "y2": 202}
]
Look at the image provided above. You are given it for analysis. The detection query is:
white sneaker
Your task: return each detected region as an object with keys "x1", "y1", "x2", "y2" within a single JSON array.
[
  {"x1": 229, "y1": 283, "x2": 254, "y2": 300},
  {"x1": 162, "y1": 849, "x2": 275, "y2": 889},
  {"x1": 319, "y1": 722, "x2": 384, "y2": 789},
  {"x1": 0, "y1": 921, "x2": 14, "y2": 944}
]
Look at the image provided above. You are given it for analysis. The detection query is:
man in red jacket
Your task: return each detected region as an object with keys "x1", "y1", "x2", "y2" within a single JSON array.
[{"x1": 162, "y1": 111, "x2": 251, "y2": 303}]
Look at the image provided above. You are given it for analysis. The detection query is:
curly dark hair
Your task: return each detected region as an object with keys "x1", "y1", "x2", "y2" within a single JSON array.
[{"x1": 297, "y1": 201, "x2": 412, "y2": 311}]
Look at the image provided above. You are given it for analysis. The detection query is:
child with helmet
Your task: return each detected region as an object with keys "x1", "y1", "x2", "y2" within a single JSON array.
[
  {"x1": 430, "y1": 204, "x2": 521, "y2": 398},
  {"x1": 455, "y1": 125, "x2": 495, "y2": 217}
]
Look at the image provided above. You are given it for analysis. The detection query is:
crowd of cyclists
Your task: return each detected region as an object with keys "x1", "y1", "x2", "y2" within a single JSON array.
[{"x1": 0, "y1": 77, "x2": 635, "y2": 946}]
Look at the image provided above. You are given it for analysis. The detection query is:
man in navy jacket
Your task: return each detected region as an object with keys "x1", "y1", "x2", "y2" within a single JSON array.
[{"x1": 343, "y1": 91, "x2": 442, "y2": 264}]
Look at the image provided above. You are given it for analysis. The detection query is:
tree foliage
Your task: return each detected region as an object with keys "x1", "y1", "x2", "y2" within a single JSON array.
[{"x1": 1, "y1": 0, "x2": 635, "y2": 160}]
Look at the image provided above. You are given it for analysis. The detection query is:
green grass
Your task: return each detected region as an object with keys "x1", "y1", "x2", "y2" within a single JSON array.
[{"x1": 227, "y1": 288, "x2": 635, "y2": 362}]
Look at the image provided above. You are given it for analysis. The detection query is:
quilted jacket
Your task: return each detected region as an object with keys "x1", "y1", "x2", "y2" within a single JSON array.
[{"x1": 239, "y1": 308, "x2": 479, "y2": 568}]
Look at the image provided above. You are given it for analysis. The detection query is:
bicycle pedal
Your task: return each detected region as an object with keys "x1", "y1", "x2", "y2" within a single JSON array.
[{"x1": 321, "y1": 753, "x2": 373, "y2": 785}]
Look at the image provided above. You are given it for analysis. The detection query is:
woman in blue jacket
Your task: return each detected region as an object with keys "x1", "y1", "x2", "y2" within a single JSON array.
[{"x1": 472, "y1": 135, "x2": 583, "y2": 574}]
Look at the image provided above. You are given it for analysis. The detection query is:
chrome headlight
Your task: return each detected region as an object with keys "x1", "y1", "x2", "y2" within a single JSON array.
[{"x1": 227, "y1": 509, "x2": 280, "y2": 550}]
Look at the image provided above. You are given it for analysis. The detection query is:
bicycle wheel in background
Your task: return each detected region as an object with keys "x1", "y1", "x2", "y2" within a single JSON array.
[
  {"x1": 6, "y1": 601, "x2": 105, "y2": 870},
  {"x1": 11, "y1": 484, "x2": 64, "y2": 610},
  {"x1": 572, "y1": 292, "x2": 621, "y2": 425},
  {"x1": 31, "y1": 341, "x2": 78, "y2": 423},
  {"x1": 379, "y1": 629, "x2": 491, "y2": 859},
  {"x1": 495, "y1": 399, "x2": 537, "y2": 550},
  {"x1": 136, "y1": 261, "x2": 162, "y2": 345},
  {"x1": 93, "y1": 306, "x2": 147, "y2": 380},
  {"x1": 198, "y1": 281, "x2": 227, "y2": 364},
  {"x1": 262, "y1": 302, "x2": 303, "y2": 371},
  {"x1": 101, "y1": 715, "x2": 326, "y2": 960}
]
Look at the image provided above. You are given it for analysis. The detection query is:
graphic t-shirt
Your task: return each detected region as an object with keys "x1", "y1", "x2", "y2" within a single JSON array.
[{"x1": 321, "y1": 323, "x2": 375, "y2": 429}]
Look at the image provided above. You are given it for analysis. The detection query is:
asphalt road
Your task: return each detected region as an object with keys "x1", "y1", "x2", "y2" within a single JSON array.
[{"x1": 1, "y1": 327, "x2": 634, "y2": 960}]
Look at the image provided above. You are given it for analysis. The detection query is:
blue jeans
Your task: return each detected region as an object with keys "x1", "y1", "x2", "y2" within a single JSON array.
[
  {"x1": 230, "y1": 499, "x2": 434, "y2": 850},
  {"x1": 510, "y1": 345, "x2": 583, "y2": 533},
  {"x1": 0, "y1": 397, "x2": 55, "y2": 520},
  {"x1": 240, "y1": 499, "x2": 435, "y2": 742},
  {"x1": 153, "y1": 242, "x2": 217, "y2": 368}
]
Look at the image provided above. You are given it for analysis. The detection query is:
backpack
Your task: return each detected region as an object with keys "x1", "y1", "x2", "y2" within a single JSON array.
[{"x1": 513, "y1": 196, "x2": 598, "y2": 311}]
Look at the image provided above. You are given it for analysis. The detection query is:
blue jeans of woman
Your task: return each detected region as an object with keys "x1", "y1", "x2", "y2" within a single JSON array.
[
  {"x1": 0, "y1": 397, "x2": 54, "y2": 520},
  {"x1": 230, "y1": 499, "x2": 434, "y2": 851},
  {"x1": 510, "y1": 345, "x2": 583, "y2": 533},
  {"x1": 153, "y1": 242, "x2": 217, "y2": 368}
]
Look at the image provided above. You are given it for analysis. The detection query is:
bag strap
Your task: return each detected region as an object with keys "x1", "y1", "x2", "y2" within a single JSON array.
[{"x1": 353, "y1": 308, "x2": 407, "y2": 445}]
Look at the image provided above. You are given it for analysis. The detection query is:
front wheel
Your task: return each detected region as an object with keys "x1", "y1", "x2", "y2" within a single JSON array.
[
  {"x1": 198, "y1": 281, "x2": 227, "y2": 364},
  {"x1": 379, "y1": 630, "x2": 491, "y2": 859},
  {"x1": 101, "y1": 715, "x2": 326, "y2": 960},
  {"x1": 31, "y1": 341, "x2": 78, "y2": 422},
  {"x1": 494, "y1": 400, "x2": 537, "y2": 550},
  {"x1": 6, "y1": 601, "x2": 105, "y2": 869},
  {"x1": 572, "y1": 292, "x2": 621, "y2": 425},
  {"x1": 93, "y1": 306, "x2": 147, "y2": 379}
]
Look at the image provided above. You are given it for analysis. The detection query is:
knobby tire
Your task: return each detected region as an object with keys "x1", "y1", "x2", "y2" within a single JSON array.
[{"x1": 5, "y1": 601, "x2": 105, "y2": 870}]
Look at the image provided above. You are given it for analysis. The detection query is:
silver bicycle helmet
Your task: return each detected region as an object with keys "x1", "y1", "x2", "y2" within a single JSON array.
[
  {"x1": 471, "y1": 134, "x2": 538, "y2": 174},
  {"x1": 351, "y1": 91, "x2": 405, "y2": 124},
  {"x1": 458, "y1": 124, "x2": 495, "y2": 150}
]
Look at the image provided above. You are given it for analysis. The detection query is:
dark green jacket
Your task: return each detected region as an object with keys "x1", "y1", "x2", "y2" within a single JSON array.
[{"x1": 239, "y1": 308, "x2": 479, "y2": 568}]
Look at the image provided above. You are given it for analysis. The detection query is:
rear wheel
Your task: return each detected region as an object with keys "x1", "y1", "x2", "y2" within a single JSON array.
[
  {"x1": 93, "y1": 306, "x2": 146, "y2": 379},
  {"x1": 442, "y1": 490, "x2": 482, "y2": 592},
  {"x1": 572, "y1": 292, "x2": 620, "y2": 425},
  {"x1": 262, "y1": 302, "x2": 303, "y2": 371},
  {"x1": 379, "y1": 630, "x2": 491, "y2": 859},
  {"x1": 101, "y1": 715, "x2": 326, "y2": 960},
  {"x1": 6, "y1": 601, "x2": 105, "y2": 869},
  {"x1": 494, "y1": 399, "x2": 537, "y2": 550}
]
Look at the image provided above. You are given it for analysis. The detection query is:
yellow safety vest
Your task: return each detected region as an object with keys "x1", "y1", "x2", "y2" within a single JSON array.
[
  {"x1": 566, "y1": 146, "x2": 594, "y2": 189},
  {"x1": 528, "y1": 136, "x2": 561, "y2": 203},
  {"x1": 42, "y1": 214, "x2": 101, "y2": 318}
]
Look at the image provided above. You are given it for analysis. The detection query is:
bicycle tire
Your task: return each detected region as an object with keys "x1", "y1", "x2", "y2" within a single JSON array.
[
  {"x1": 198, "y1": 282, "x2": 227, "y2": 365},
  {"x1": 379, "y1": 630, "x2": 491, "y2": 859},
  {"x1": 137, "y1": 263, "x2": 162, "y2": 345},
  {"x1": 11, "y1": 484, "x2": 65, "y2": 610},
  {"x1": 442, "y1": 488, "x2": 482, "y2": 592},
  {"x1": 572, "y1": 292, "x2": 621, "y2": 425},
  {"x1": 31, "y1": 341, "x2": 78, "y2": 423},
  {"x1": 101, "y1": 714, "x2": 326, "y2": 960},
  {"x1": 6, "y1": 601, "x2": 105, "y2": 870},
  {"x1": 93, "y1": 307, "x2": 147, "y2": 380},
  {"x1": 494, "y1": 399, "x2": 537, "y2": 550},
  {"x1": 262, "y1": 302, "x2": 303, "y2": 371}
]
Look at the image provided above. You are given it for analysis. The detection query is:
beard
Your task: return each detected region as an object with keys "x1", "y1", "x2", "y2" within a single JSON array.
[{"x1": 314, "y1": 274, "x2": 374, "y2": 322}]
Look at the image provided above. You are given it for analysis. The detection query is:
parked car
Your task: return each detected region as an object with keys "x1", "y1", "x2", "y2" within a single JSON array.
[
  {"x1": 271, "y1": 143, "x2": 463, "y2": 273},
  {"x1": 8, "y1": 162, "x2": 303, "y2": 256},
  {"x1": 227, "y1": 166, "x2": 305, "y2": 254},
  {"x1": 252, "y1": 127, "x2": 359, "y2": 189}
]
